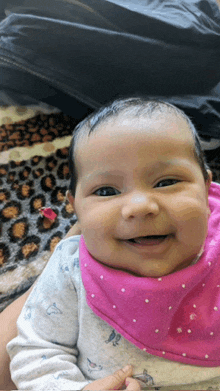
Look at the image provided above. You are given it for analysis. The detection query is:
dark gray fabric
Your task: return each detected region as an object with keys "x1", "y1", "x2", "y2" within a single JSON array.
[{"x1": 0, "y1": 0, "x2": 220, "y2": 137}]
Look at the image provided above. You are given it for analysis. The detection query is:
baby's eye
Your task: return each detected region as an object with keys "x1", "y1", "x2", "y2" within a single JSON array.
[
  {"x1": 156, "y1": 179, "x2": 180, "y2": 188},
  {"x1": 94, "y1": 187, "x2": 120, "y2": 196}
]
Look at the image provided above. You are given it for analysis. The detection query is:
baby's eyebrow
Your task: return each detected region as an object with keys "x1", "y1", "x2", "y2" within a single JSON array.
[
  {"x1": 84, "y1": 161, "x2": 177, "y2": 182},
  {"x1": 146, "y1": 161, "x2": 175, "y2": 178},
  {"x1": 81, "y1": 159, "x2": 193, "y2": 187},
  {"x1": 84, "y1": 170, "x2": 125, "y2": 182}
]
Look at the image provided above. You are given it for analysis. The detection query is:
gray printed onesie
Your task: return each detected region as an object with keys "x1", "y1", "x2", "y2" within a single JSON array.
[{"x1": 7, "y1": 235, "x2": 220, "y2": 390}]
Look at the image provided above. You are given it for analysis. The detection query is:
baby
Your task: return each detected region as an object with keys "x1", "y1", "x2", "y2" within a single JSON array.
[{"x1": 7, "y1": 97, "x2": 220, "y2": 390}]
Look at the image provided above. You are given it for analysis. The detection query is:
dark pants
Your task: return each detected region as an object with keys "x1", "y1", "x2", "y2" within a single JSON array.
[{"x1": 0, "y1": 0, "x2": 220, "y2": 137}]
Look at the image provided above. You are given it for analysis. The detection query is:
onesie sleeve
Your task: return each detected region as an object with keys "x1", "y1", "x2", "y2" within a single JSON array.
[{"x1": 7, "y1": 235, "x2": 91, "y2": 391}]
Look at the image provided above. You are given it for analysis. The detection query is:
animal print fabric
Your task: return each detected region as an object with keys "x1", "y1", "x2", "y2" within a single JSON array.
[{"x1": 0, "y1": 104, "x2": 78, "y2": 312}]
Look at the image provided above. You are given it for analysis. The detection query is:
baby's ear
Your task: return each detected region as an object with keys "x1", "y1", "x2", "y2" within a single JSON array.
[
  {"x1": 205, "y1": 170, "x2": 213, "y2": 211},
  {"x1": 206, "y1": 169, "x2": 213, "y2": 189}
]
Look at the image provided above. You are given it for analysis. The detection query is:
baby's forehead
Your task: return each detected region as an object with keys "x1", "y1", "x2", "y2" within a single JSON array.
[
  {"x1": 74, "y1": 112, "x2": 195, "y2": 172},
  {"x1": 75, "y1": 114, "x2": 192, "y2": 158},
  {"x1": 76, "y1": 112, "x2": 193, "y2": 150}
]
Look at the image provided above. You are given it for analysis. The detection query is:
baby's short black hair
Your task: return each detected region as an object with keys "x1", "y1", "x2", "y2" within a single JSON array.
[{"x1": 68, "y1": 96, "x2": 210, "y2": 196}]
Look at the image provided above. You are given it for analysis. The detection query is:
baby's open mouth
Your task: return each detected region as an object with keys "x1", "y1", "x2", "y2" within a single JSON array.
[{"x1": 127, "y1": 235, "x2": 168, "y2": 245}]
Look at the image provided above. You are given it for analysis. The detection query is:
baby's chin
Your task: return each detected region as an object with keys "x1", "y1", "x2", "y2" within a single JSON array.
[
  {"x1": 93, "y1": 262, "x2": 182, "y2": 279},
  {"x1": 117, "y1": 256, "x2": 201, "y2": 278},
  {"x1": 91, "y1": 258, "x2": 188, "y2": 279},
  {"x1": 90, "y1": 242, "x2": 205, "y2": 278}
]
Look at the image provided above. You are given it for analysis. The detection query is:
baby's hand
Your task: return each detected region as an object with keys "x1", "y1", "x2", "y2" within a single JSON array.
[{"x1": 82, "y1": 365, "x2": 141, "y2": 390}]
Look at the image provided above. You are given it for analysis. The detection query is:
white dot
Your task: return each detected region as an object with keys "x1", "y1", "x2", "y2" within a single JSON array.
[
  {"x1": 202, "y1": 283, "x2": 205, "y2": 287},
  {"x1": 210, "y1": 332, "x2": 214, "y2": 336},
  {"x1": 145, "y1": 299, "x2": 149, "y2": 303},
  {"x1": 182, "y1": 284, "x2": 186, "y2": 288},
  {"x1": 169, "y1": 306, "x2": 172, "y2": 310},
  {"x1": 214, "y1": 307, "x2": 218, "y2": 311},
  {"x1": 193, "y1": 304, "x2": 196, "y2": 308},
  {"x1": 155, "y1": 329, "x2": 159, "y2": 333},
  {"x1": 182, "y1": 353, "x2": 186, "y2": 357},
  {"x1": 158, "y1": 278, "x2": 162, "y2": 281},
  {"x1": 91, "y1": 294, "x2": 95, "y2": 298},
  {"x1": 84, "y1": 263, "x2": 88, "y2": 267},
  {"x1": 121, "y1": 288, "x2": 125, "y2": 292},
  {"x1": 187, "y1": 329, "x2": 192, "y2": 333},
  {"x1": 133, "y1": 319, "x2": 137, "y2": 323},
  {"x1": 208, "y1": 262, "x2": 212, "y2": 266},
  {"x1": 143, "y1": 348, "x2": 147, "y2": 351},
  {"x1": 162, "y1": 351, "x2": 166, "y2": 355},
  {"x1": 190, "y1": 313, "x2": 196, "y2": 320},
  {"x1": 100, "y1": 275, "x2": 104, "y2": 279},
  {"x1": 177, "y1": 328, "x2": 182, "y2": 333},
  {"x1": 113, "y1": 305, "x2": 116, "y2": 309},
  {"x1": 205, "y1": 354, "x2": 209, "y2": 359}
]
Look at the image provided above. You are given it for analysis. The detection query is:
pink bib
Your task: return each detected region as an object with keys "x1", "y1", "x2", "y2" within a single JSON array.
[{"x1": 80, "y1": 182, "x2": 220, "y2": 367}]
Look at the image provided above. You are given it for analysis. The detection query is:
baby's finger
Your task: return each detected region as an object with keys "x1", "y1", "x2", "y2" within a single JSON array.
[{"x1": 125, "y1": 377, "x2": 141, "y2": 391}]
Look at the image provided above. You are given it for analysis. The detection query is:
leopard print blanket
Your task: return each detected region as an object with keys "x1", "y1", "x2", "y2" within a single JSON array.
[{"x1": 0, "y1": 105, "x2": 79, "y2": 312}]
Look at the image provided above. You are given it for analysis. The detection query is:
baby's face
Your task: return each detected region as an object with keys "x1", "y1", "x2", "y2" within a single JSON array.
[{"x1": 72, "y1": 114, "x2": 212, "y2": 277}]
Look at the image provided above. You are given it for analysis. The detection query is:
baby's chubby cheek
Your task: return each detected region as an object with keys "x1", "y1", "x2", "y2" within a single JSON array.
[
  {"x1": 81, "y1": 223, "x2": 107, "y2": 248},
  {"x1": 174, "y1": 208, "x2": 209, "y2": 250}
]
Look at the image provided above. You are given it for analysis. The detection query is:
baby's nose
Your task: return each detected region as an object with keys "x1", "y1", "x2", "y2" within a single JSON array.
[{"x1": 121, "y1": 193, "x2": 160, "y2": 220}]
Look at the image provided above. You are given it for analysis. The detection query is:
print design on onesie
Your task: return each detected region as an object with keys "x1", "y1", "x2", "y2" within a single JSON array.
[
  {"x1": 73, "y1": 257, "x2": 79, "y2": 268},
  {"x1": 53, "y1": 371, "x2": 70, "y2": 380},
  {"x1": 87, "y1": 358, "x2": 103, "y2": 373},
  {"x1": 46, "y1": 302, "x2": 63, "y2": 315},
  {"x1": 105, "y1": 330, "x2": 121, "y2": 346},
  {"x1": 134, "y1": 370, "x2": 161, "y2": 390}
]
